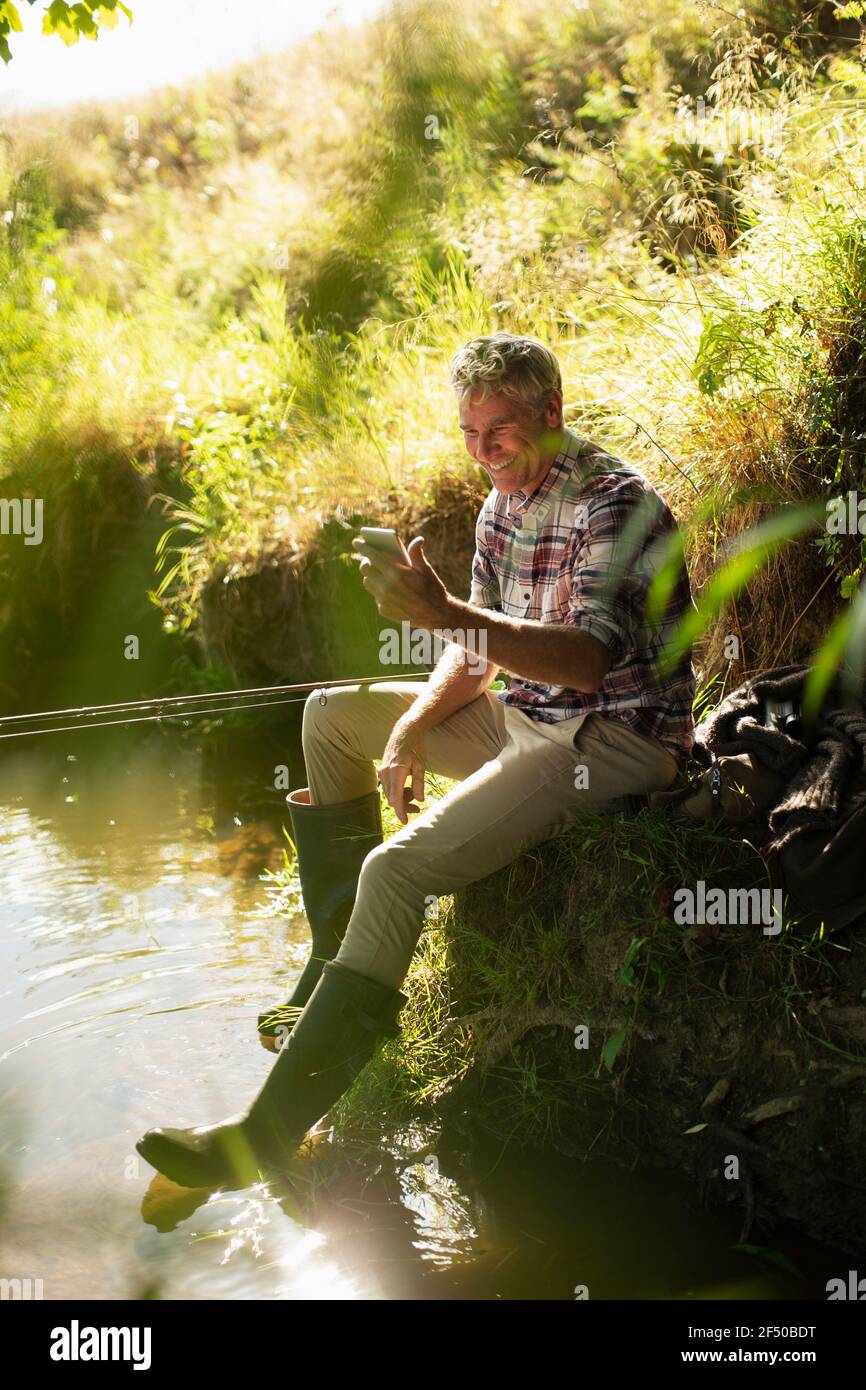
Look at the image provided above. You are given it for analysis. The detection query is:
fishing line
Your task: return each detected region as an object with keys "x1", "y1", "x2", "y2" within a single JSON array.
[
  {"x1": 0, "y1": 673, "x2": 435, "y2": 741},
  {"x1": 0, "y1": 675, "x2": 402, "y2": 725}
]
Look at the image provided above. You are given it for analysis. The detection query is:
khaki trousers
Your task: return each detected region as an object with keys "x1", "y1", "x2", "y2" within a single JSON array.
[{"x1": 300, "y1": 683, "x2": 680, "y2": 989}]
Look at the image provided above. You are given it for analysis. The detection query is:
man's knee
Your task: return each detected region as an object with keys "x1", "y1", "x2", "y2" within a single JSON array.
[
  {"x1": 301, "y1": 687, "x2": 358, "y2": 754},
  {"x1": 356, "y1": 839, "x2": 405, "y2": 896},
  {"x1": 356, "y1": 819, "x2": 469, "y2": 910},
  {"x1": 340, "y1": 841, "x2": 427, "y2": 984}
]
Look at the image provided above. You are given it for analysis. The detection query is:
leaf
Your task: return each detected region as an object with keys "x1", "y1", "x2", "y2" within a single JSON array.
[
  {"x1": 802, "y1": 579, "x2": 866, "y2": 720},
  {"x1": 0, "y1": 2, "x2": 24, "y2": 33},
  {"x1": 71, "y1": 3, "x2": 99, "y2": 38},
  {"x1": 644, "y1": 487, "x2": 752, "y2": 629},
  {"x1": 599, "y1": 488, "x2": 678, "y2": 609},
  {"x1": 617, "y1": 936, "x2": 645, "y2": 988},
  {"x1": 655, "y1": 500, "x2": 825, "y2": 678},
  {"x1": 733, "y1": 1244, "x2": 804, "y2": 1279},
  {"x1": 643, "y1": 526, "x2": 687, "y2": 626},
  {"x1": 45, "y1": 0, "x2": 70, "y2": 27},
  {"x1": 742, "y1": 1095, "x2": 802, "y2": 1124},
  {"x1": 683, "y1": 1122, "x2": 708, "y2": 1134},
  {"x1": 44, "y1": 1, "x2": 80, "y2": 45},
  {"x1": 153, "y1": 559, "x2": 184, "y2": 598},
  {"x1": 602, "y1": 1023, "x2": 629, "y2": 1073}
]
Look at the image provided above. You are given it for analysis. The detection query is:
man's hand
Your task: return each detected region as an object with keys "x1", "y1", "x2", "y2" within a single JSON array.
[
  {"x1": 379, "y1": 717, "x2": 427, "y2": 825},
  {"x1": 353, "y1": 534, "x2": 450, "y2": 628}
]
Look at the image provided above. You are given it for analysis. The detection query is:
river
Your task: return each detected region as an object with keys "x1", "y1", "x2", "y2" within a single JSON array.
[{"x1": 0, "y1": 720, "x2": 837, "y2": 1299}]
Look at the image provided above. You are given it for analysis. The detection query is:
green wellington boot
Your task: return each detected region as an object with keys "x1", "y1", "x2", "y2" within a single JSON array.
[
  {"x1": 137, "y1": 960, "x2": 407, "y2": 1190},
  {"x1": 257, "y1": 787, "x2": 383, "y2": 1050}
]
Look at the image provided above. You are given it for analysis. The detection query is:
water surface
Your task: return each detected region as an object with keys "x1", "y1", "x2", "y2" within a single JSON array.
[{"x1": 0, "y1": 725, "x2": 835, "y2": 1299}]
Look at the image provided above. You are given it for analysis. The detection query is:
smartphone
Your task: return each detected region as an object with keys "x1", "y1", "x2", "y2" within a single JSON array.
[{"x1": 358, "y1": 527, "x2": 411, "y2": 563}]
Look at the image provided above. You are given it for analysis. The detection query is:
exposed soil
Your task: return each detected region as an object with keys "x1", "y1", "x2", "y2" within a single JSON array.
[{"x1": 197, "y1": 475, "x2": 483, "y2": 685}]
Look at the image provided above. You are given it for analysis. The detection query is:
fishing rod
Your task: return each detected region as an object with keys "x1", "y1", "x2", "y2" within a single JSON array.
[{"x1": 0, "y1": 672, "x2": 435, "y2": 741}]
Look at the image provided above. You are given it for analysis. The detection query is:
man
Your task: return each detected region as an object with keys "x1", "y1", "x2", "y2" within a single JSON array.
[{"x1": 137, "y1": 333, "x2": 696, "y2": 1189}]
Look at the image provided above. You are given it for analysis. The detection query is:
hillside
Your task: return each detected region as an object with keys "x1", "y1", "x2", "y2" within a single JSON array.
[{"x1": 1, "y1": 0, "x2": 864, "y2": 704}]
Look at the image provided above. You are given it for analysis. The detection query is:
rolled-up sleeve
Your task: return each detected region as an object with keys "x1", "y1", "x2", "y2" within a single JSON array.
[{"x1": 567, "y1": 482, "x2": 662, "y2": 666}]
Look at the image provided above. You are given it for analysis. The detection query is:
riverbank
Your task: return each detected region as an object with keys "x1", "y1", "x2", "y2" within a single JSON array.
[{"x1": 329, "y1": 799, "x2": 866, "y2": 1261}]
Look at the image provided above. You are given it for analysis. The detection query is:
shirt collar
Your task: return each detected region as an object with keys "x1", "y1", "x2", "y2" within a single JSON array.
[{"x1": 507, "y1": 428, "x2": 587, "y2": 524}]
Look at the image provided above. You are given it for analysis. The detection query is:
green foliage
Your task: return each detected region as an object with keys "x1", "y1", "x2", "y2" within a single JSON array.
[
  {"x1": 601, "y1": 1022, "x2": 630, "y2": 1073},
  {"x1": 802, "y1": 580, "x2": 866, "y2": 719},
  {"x1": 0, "y1": 163, "x2": 66, "y2": 390},
  {"x1": 2, "y1": 0, "x2": 866, "y2": 700},
  {"x1": 0, "y1": 0, "x2": 132, "y2": 64},
  {"x1": 654, "y1": 501, "x2": 827, "y2": 677}
]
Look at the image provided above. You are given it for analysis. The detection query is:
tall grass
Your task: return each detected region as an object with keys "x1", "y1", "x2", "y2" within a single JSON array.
[{"x1": 0, "y1": 0, "x2": 864, "y2": 694}]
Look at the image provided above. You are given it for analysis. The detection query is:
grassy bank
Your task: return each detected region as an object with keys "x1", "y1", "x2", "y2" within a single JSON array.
[
  {"x1": 328, "y1": 794, "x2": 866, "y2": 1257},
  {"x1": 2, "y1": 0, "x2": 865, "y2": 696}
]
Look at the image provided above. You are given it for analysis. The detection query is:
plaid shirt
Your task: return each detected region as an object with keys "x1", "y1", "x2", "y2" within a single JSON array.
[{"x1": 468, "y1": 427, "x2": 697, "y2": 764}]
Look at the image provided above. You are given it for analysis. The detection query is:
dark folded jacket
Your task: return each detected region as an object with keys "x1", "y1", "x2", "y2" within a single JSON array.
[{"x1": 658, "y1": 663, "x2": 866, "y2": 932}]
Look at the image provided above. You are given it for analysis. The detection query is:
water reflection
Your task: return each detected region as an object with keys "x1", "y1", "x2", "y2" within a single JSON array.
[{"x1": 401, "y1": 1154, "x2": 479, "y2": 1266}]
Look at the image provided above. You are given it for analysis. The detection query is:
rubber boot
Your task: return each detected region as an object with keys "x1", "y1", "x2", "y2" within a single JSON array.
[
  {"x1": 137, "y1": 961, "x2": 407, "y2": 1191},
  {"x1": 257, "y1": 787, "x2": 383, "y2": 1049}
]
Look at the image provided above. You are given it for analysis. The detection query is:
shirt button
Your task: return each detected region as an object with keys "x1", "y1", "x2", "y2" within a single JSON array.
[{"x1": 523, "y1": 592, "x2": 531, "y2": 600}]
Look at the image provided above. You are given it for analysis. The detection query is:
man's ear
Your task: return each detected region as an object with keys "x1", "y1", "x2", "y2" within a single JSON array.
[{"x1": 543, "y1": 390, "x2": 564, "y2": 430}]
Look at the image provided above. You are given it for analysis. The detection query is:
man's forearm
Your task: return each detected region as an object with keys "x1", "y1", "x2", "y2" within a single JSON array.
[
  {"x1": 403, "y1": 641, "x2": 498, "y2": 734},
  {"x1": 436, "y1": 595, "x2": 612, "y2": 693}
]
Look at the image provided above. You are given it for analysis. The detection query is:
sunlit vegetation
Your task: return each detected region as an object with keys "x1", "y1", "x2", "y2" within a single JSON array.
[{"x1": 1, "y1": 0, "x2": 864, "y2": 695}]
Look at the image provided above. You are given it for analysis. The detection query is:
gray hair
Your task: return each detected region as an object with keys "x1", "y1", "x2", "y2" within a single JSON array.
[{"x1": 448, "y1": 333, "x2": 562, "y2": 415}]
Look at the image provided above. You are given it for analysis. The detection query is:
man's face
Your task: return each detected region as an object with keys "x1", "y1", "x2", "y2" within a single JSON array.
[{"x1": 458, "y1": 389, "x2": 563, "y2": 495}]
